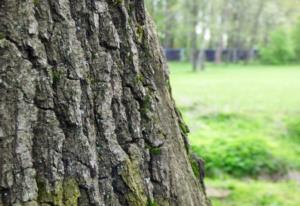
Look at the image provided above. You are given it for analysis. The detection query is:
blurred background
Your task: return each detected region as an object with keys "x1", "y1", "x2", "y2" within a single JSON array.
[{"x1": 145, "y1": 0, "x2": 300, "y2": 205}]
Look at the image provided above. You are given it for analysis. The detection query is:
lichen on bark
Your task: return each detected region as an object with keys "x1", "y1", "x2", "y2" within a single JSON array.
[{"x1": 0, "y1": 0, "x2": 209, "y2": 205}]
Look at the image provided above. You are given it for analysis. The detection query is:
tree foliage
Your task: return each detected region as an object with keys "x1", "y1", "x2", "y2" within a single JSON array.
[
  {"x1": 145, "y1": 0, "x2": 300, "y2": 65},
  {"x1": 292, "y1": 17, "x2": 300, "y2": 61},
  {"x1": 260, "y1": 28, "x2": 295, "y2": 64}
]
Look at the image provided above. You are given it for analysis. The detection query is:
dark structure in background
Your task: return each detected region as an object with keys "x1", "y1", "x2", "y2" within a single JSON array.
[
  {"x1": 164, "y1": 48, "x2": 185, "y2": 61},
  {"x1": 165, "y1": 48, "x2": 258, "y2": 62}
]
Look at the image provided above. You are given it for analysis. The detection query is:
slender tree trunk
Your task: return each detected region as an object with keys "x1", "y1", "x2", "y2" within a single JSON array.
[
  {"x1": 197, "y1": 49, "x2": 206, "y2": 71},
  {"x1": 163, "y1": 0, "x2": 175, "y2": 48},
  {"x1": 190, "y1": 0, "x2": 199, "y2": 71},
  {"x1": 215, "y1": 0, "x2": 229, "y2": 64},
  {"x1": 191, "y1": 46, "x2": 198, "y2": 72},
  {"x1": 0, "y1": 0, "x2": 209, "y2": 206},
  {"x1": 215, "y1": 39, "x2": 224, "y2": 64},
  {"x1": 196, "y1": 31, "x2": 207, "y2": 71},
  {"x1": 191, "y1": 32, "x2": 198, "y2": 71},
  {"x1": 246, "y1": 1, "x2": 265, "y2": 63},
  {"x1": 233, "y1": 48, "x2": 239, "y2": 63}
]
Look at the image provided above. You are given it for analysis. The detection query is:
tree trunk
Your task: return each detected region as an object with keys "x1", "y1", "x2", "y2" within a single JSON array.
[
  {"x1": 0, "y1": 0, "x2": 209, "y2": 206},
  {"x1": 215, "y1": 0, "x2": 229, "y2": 65},
  {"x1": 246, "y1": 1, "x2": 265, "y2": 63},
  {"x1": 190, "y1": 0, "x2": 199, "y2": 72},
  {"x1": 191, "y1": 36, "x2": 198, "y2": 71},
  {"x1": 163, "y1": 0, "x2": 176, "y2": 49},
  {"x1": 197, "y1": 49, "x2": 206, "y2": 71}
]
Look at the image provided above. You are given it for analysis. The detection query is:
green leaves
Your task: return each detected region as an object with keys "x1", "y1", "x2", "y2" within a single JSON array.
[
  {"x1": 192, "y1": 137, "x2": 285, "y2": 177},
  {"x1": 260, "y1": 28, "x2": 295, "y2": 64}
]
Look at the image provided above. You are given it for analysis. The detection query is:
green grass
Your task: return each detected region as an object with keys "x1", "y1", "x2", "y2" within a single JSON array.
[
  {"x1": 170, "y1": 62, "x2": 300, "y2": 114},
  {"x1": 169, "y1": 62, "x2": 300, "y2": 206},
  {"x1": 207, "y1": 178, "x2": 300, "y2": 206}
]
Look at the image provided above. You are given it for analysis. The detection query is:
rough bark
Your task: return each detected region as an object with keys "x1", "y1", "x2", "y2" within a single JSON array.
[{"x1": 0, "y1": 0, "x2": 209, "y2": 206}]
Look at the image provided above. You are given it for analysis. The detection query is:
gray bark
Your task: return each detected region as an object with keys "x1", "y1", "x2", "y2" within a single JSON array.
[{"x1": 0, "y1": 0, "x2": 209, "y2": 206}]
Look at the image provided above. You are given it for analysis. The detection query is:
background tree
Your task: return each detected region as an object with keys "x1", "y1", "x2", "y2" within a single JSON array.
[
  {"x1": 260, "y1": 28, "x2": 295, "y2": 64},
  {"x1": 292, "y1": 17, "x2": 300, "y2": 61},
  {"x1": 0, "y1": 0, "x2": 210, "y2": 205},
  {"x1": 214, "y1": 0, "x2": 230, "y2": 64}
]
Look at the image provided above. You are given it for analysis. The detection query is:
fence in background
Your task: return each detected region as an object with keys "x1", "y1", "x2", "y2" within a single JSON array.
[
  {"x1": 164, "y1": 48, "x2": 258, "y2": 62},
  {"x1": 164, "y1": 48, "x2": 185, "y2": 61}
]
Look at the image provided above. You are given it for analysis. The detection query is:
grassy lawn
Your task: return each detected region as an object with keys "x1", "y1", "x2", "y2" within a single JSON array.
[
  {"x1": 208, "y1": 178, "x2": 300, "y2": 206},
  {"x1": 169, "y1": 62, "x2": 300, "y2": 206},
  {"x1": 170, "y1": 62, "x2": 300, "y2": 114}
]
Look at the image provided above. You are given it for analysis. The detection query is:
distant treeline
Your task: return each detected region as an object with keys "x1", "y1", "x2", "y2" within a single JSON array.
[{"x1": 146, "y1": 0, "x2": 300, "y2": 70}]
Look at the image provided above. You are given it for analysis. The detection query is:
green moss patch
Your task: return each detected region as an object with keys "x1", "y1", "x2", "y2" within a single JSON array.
[{"x1": 37, "y1": 177, "x2": 80, "y2": 206}]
